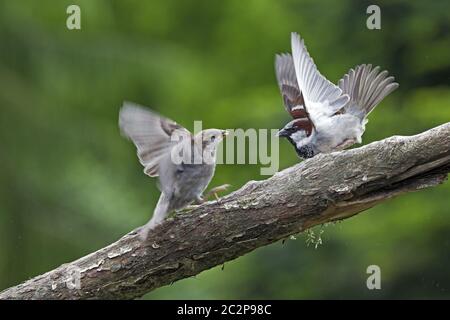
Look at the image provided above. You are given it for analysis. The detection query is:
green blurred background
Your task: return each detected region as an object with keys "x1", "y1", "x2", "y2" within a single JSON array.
[{"x1": 0, "y1": 0, "x2": 449, "y2": 299}]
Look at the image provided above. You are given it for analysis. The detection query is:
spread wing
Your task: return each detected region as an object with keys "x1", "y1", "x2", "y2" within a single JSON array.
[
  {"x1": 119, "y1": 101, "x2": 191, "y2": 177},
  {"x1": 275, "y1": 53, "x2": 314, "y2": 136},
  {"x1": 291, "y1": 32, "x2": 350, "y2": 120}
]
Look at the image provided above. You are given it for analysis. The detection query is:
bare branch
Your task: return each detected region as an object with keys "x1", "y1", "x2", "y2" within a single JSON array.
[{"x1": 1, "y1": 123, "x2": 449, "y2": 300}]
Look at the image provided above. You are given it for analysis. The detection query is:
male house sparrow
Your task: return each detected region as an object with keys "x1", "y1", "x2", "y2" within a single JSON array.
[
  {"x1": 119, "y1": 102, "x2": 228, "y2": 240},
  {"x1": 276, "y1": 32, "x2": 399, "y2": 159}
]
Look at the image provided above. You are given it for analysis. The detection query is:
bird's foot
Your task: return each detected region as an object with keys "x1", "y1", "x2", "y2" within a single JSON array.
[
  {"x1": 336, "y1": 139, "x2": 355, "y2": 150},
  {"x1": 194, "y1": 195, "x2": 206, "y2": 205},
  {"x1": 177, "y1": 204, "x2": 201, "y2": 214},
  {"x1": 205, "y1": 184, "x2": 231, "y2": 202}
]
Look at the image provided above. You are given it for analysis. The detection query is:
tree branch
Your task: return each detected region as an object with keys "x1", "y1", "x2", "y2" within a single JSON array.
[{"x1": 1, "y1": 123, "x2": 449, "y2": 300}]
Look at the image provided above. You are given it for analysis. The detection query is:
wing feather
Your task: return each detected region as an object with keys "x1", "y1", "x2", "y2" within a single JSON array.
[
  {"x1": 119, "y1": 102, "x2": 191, "y2": 177},
  {"x1": 338, "y1": 64, "x2": 398, "y2": 119},
  {"x1": 275, "y1": 52, "x2": 315, "y2": 135},
  {"x1": 291, "y1": 32, "x2": 350, "y2": 119},
  {"x1": 275, "y1": 53, "x2": 306, "y2": 116}
]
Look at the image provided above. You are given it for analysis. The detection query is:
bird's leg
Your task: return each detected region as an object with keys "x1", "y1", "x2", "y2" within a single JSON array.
[
  {"x1": 174, "y1": 186, "x2": 230, "y2": 216},
  {"x1": 204, "y1": 184, "x2": 231, "y2": 202},
  {"x1": 336, "y1": 139, "x2": 355, "y2": 150},
  {"x1": 180, "y1": 203, "x2": 202, "y2": 213},
  {"x1": 176, "y1": 196, "x2": 206, "y2": 215}
]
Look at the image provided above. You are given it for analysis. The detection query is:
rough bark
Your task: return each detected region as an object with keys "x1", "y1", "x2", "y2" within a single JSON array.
[{"x1": 1, "y1": 123, "x2": 449, "y2": 300}]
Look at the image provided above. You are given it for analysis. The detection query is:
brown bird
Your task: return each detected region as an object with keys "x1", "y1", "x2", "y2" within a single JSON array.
[{"x1": 119, "y1": 102, "x2": 229, "y2": 239}]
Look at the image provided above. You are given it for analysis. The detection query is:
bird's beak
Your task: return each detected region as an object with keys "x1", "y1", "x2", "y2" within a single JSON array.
[
  {"x1": 276, "y1": 128, "x2": 288, "y2": 137},
  {"x1": 221, "y1": 130, "x2": 229, "y2": 137}
]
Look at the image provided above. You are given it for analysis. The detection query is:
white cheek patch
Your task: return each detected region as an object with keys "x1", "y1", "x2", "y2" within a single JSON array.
[
  {"x1": 290, "y1": 130, "x2": 307, "y2": 141},
  {"x1": 290, "y1": 130, "x2": 315, "y2": 150}
]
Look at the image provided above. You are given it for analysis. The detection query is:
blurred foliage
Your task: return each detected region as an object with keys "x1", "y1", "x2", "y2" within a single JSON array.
[{"x1": 0, "y1": 0, "x2": 449, "y2": 299}]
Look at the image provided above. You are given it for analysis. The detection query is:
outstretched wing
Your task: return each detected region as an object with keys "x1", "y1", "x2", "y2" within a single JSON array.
[
  {"x1": 339, "y1": 64, "x2": 399, "y2": 120},
  {"x1": 275, "y1": 53, "x2": 314, "y2": 136},
  {"x1": 119, "y1": 101, "x2": 191, "y2": 177},
  {"x1": 291, "y1": 32, "x2": 350, "y2": 120}
]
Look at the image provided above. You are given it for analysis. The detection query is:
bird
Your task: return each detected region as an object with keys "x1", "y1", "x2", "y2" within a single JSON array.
[
  {"x1": 275, "y1": 32, "x2": 399, "y2": 159},
  {"x1": 119, "y1": 102, "x2": 229, "y2": 240}
]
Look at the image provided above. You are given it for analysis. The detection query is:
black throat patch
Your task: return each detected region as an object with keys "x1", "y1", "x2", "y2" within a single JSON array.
[
  {"x1": 296, "y1": 145, "x2": 315, "y2": 159},
  {"x1": 285, "y1": 136, "x2": 315, "y2": 159}
]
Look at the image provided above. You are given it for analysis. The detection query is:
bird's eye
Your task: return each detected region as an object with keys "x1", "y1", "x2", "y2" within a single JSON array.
[{"x1": 210, "y1": 135, "x2": 216, "y2": 142}]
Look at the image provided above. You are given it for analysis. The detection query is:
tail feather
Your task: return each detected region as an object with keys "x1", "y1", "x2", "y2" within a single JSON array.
[
  {"x1": 339, "y1": 64, "x2": 398, "y2": 120},
  {"x1": 139, "y1": 193, "x2": 170, "y2": 241}
]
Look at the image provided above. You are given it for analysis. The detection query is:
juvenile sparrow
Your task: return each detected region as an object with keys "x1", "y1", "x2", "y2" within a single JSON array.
[
  {"x1": 119, "y1": 102, "x2": 228, "y2": 240},
  {"x1": 276, "y1": 32, "x2": 399, "y2": 159}
]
